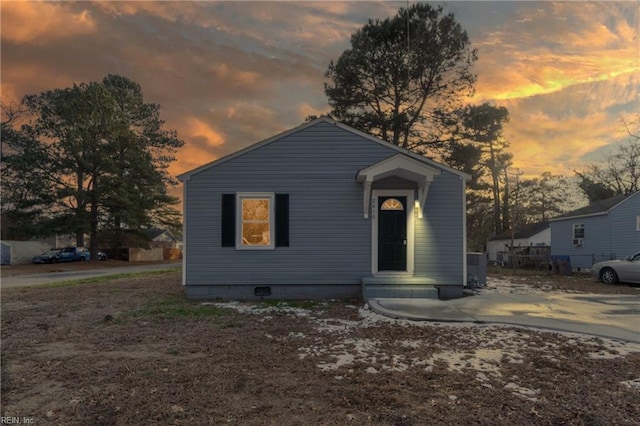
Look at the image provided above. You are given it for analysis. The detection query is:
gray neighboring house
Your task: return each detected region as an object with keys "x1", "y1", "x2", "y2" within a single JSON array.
[
  {"x1": 549, "y1": 191, "x2": 640, "y2": 270},
  {"x1": 178, "y1": 117, "x2": 470, "y2": 301}
]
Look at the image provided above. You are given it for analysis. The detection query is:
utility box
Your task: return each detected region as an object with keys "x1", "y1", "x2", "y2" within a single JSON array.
[
  {"x1": 550, "y1": 255, "x2": 572, "y2": 276},
  {"x1": 466, "y1": 252, "x2": 488, "y2": 288}
]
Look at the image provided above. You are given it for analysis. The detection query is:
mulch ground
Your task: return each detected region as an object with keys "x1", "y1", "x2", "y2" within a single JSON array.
[{"x1": 1, "y1": 271, "x2": 639, "y2": 425}]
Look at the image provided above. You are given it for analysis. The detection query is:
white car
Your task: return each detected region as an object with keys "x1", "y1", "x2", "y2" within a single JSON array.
[{"x1": 591, "y1": 252, "x2": 640, "y2": 284}]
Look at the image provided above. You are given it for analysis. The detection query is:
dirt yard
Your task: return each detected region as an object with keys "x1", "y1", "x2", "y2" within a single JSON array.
[{"x1": 1, "y1": 271, "x2": 639, "y2": 425}]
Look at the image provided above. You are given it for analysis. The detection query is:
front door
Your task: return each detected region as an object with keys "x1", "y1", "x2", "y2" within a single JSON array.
[{"x1": 378, "y1": 196, "x2": 407, "y2": 271}]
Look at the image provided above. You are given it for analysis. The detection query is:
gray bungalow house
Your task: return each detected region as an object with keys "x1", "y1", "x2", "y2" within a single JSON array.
[
  {"x1": 550, "y1": 191, "x2": 640, "y2": 270},
  {"x1": 178, "y1": 117, "x2": 470, "y2": 301}
]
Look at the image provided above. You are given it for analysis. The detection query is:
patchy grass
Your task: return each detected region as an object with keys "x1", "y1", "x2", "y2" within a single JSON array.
[
  {"x1": 115, "y1": 295, "x2": 227, "y2": 322},
  {"x1": 43, "y1": 267, "x2": 181, "y2": 288},
  {"x1": 487, "y1": 264, "x2": 552, "y2": 276},
  {"x1": 2, "y1": 271, "x2": 639, "y2": 425},
  {"x1": 260, "y1": 299, "x2": 320, "y2": 310}
]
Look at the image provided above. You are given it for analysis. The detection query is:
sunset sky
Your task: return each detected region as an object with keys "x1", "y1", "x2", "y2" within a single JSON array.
[{"x1": 2, "y1": 1, "x2": 638, "y2": 188}]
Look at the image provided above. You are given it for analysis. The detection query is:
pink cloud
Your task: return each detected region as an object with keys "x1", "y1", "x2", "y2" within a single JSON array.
[{"x1": 1, "y1": 2, "x2": 96, "y2": 44}]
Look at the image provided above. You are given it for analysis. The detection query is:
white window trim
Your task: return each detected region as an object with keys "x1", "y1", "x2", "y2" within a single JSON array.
[
  {"x1": 371, "y1": 189, "x2": 415, "y2": 276},
  {"x1": 236, "y1": 192, "x2": 275, "y2": 250},
  {"x1": 572, "y1": 223, "x2": 585, "y2": 239},
  {"x1": 636, "y1": 215, "x2": 640, "y2": 231}
]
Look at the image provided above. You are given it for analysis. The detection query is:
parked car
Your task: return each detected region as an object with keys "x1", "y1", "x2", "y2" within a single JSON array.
[
  {"x1": 78, "y1": 248, "x2": 108, "y2": 261},
  {"x1": 32, "y1": 247, "x2": 108, "y2": 264},
  {"x1": 591, "y1": 252, "x2": 640, "y2": 284},
  {"x1": 57, "y1": 247, "x2": 88, "y2": 262},
  {"x1": 32, "y1": 249, "x2": 62, "y2": 264}
]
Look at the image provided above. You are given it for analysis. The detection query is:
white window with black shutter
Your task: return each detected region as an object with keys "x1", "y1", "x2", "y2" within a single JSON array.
[{"x1": 221, "y1": 193, "x2": 289, "y2": 249}]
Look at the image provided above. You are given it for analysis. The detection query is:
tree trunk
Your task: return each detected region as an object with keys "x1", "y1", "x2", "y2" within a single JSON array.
[
  {"x1": 76, "y1": 231, "x2": 84, "y2": 248},
  {"x1": 502, "y1": 169, "x2": 510, "y2": 233},
  {"x1": 90, "y1": 202, "x2": 99, "y2": 261}
]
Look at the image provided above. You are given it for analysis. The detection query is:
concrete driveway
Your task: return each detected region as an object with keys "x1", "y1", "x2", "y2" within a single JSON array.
[
  {"x1": 1, "y1": 262, "x2": 181, "y2": 288},
  {"x1": 369, "y1": 291, "x2": 640, "y2": 343}
]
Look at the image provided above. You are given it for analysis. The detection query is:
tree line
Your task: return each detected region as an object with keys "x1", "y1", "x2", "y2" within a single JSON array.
[
  {"x1": 1, "y1": 75, "x2": 183, "y2": 260},
  {"x1": 321, "y1": 3, "x2": 639, "y2": 250}
]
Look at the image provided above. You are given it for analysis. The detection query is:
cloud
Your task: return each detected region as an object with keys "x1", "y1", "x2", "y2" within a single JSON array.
[
  {"x1": 0, "y1": 82, "x2": 21, "y2": 106},
  {"x1": 502, "y1": 72, "x2": 638, "y2": 177},
  {"x1": 186, "y1": 117, "x2": 225, "y2": 147},
  {"x1": 471, "y1": 2, "x2": 638, "y2": 102},
  {"x1": 1, "y1": 0, "x2": 638, "y2": 199},
  {"x1": 0, "y1": 2, "x2": 96, "y2": 43},
  {"x1": 296, "y1": 102, "x2": 331, "y2": 122}
]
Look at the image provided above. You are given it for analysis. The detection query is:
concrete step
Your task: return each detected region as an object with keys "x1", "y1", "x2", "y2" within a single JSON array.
[{"x1": 363, "y1": 284, "x2": 439, "y2": 300}]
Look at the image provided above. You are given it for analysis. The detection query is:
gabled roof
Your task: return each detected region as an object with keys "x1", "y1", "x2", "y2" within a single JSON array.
[
  {"x1": 178, "y1": 117, "x2": 470, "y2": 181},
  {"x1": 144, "y1": 228, "x2": 176, "y2": 241},
  {"x1": 550, "y1": 191, "x2": 639, "y2": 221},
  {"x1": 489, "y1": 221, "x2": 549, "y2": 241}
]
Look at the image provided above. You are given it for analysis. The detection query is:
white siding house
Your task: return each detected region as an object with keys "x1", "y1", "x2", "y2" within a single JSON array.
[{"x1": 487, "y1": 221, "x2": 550, "y2": 263}]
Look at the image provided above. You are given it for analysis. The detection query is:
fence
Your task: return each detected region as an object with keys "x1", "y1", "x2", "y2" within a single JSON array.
[
  {"x1": 496, "y1": 248, "x2": 617, "y2": 274},
  {"x1": 103, "y1": 247, "x2": 182, "y2": 262},
  {"x1": 496, "y1": 246, "x2": 551, "y2": 271},
  {"x1": 567, "y1": 253, "x2": 616, "y2": 272}
]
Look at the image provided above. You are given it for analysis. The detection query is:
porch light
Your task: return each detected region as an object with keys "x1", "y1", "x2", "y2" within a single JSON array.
[{"x1": 415, "y1": 200, "x2": 423, "y2": 219}]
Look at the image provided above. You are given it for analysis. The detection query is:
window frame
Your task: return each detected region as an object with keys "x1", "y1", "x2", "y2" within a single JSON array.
[
  {"x1": 572, "y1": 223, "x2": 585, "y2": 240},
  {"x1": 235, "y1": 192, "x2": 275, "y2": 250}
]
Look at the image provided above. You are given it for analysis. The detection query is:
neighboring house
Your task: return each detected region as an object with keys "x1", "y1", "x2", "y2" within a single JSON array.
[
  {"x1": 487, "y1": 221, "x2": 550, "y2": 263},
  {"x1": 179, "y1": 117, "x2": 470, "y2": 301},
  {"x1": 549, "y1": 191, "x2": 640, "y2": 270},
  {"x1": 42, "y1": 234, "x2": 79, "y2": 249},
  {"x1": 144, "y1": 228, "x2": 179, "y2": 249}
]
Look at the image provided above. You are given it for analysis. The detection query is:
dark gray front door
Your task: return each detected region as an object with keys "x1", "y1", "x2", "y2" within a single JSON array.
[{"x1": 378, "y1": 196, "x2": 407, "y2": 271}]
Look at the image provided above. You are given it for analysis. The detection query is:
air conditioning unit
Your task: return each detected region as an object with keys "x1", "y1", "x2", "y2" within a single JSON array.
[{"x1": 572, "y1": 238, "x2": 583, "y2": 246}]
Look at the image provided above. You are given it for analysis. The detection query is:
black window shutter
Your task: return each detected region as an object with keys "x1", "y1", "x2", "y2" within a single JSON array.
[
  {"x1": 275, "y1": 194, "x2": 289, "y2": 247},
  {"x1": 221, "y1": 194, "x2": 235, "y2": 247}
]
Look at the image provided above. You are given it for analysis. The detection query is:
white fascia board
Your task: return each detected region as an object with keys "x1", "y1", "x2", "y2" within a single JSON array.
[
  {"x1": 179, "y1": 116, "x2": 471, "y2": 182},
  {"x1": 335, "y1": 121, "x2": 471, "y2": 180},
  {"x1": 357, "y1": 155, "x2": 441, "y2": 184},
  {"x1": 357, "y1": 154, "x2": 441, "y2": 215}
]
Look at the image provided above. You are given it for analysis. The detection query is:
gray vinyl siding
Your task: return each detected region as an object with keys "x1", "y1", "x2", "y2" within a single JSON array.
[
  {"x1": 550, "y1": 192, "x2": 640, "y2": 269},
  {"x1": 183, "y1": 121, "x2": 465, "y2": 295},
  {"x1": 415, "y1": 173, "x2": 464, "y2": 284},
  {"x1": 610, "y1": 192, "x2": 640, "y2": 256}
]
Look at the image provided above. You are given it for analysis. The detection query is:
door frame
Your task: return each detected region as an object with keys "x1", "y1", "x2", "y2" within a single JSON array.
[{"x1": 371, "y1": 189, "x2": 415, "y2": 276}]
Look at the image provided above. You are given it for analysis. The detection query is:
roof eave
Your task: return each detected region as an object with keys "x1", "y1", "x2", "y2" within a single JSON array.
[
  {"x1": 178, "y1": 116, "x2": 471, "y2": 181},
  {"x1": 332, "y1": 121, "x2": 471, "y2": 181},
  {"x1": 549, "y1": 211, "x2": 608, "y2": 222},
  {"x1": 178, "y1": 117, "x2": 337, "y2": 181}
]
